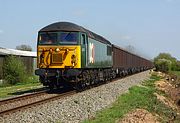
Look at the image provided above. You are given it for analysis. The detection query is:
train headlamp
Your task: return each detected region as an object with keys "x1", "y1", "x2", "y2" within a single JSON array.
[
  {"x1": 71, "y1": 54, "x2": 76, "y2": 67},
  {"x1": 65, "y1": 48, "x2": 69, "y2": 53},
  {"x1": 55, "y1": 48, "x2": 60, "y2": 52}
]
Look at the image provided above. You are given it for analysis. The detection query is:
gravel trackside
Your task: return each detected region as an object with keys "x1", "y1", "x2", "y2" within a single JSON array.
[{"x1": 0, "y1": 71, "x2": 151, "y2": 123}]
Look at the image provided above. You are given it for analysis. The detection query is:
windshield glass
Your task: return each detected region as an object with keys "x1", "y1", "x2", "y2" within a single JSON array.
[
  {"x1": 38, "y1": 32, "x2": 57, "y2": 45},
  {"x1": 59, "y1": 32, "x2": 78, "y2": 44}
]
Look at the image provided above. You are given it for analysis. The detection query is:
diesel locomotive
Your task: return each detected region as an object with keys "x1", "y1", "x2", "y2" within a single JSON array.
[{"x1": 35, "y1": 22, "x2": 153, "y2": 90}]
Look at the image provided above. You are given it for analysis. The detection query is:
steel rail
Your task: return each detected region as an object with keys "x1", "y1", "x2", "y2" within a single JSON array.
[{"x1": 0, "y1": 90, "x2": 76, "y2": 117}]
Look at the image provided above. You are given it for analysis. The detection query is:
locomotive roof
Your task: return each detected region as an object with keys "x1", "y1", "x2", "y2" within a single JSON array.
[{"x1": 39, "y1": 22, "x2": 111, "y2": 45}]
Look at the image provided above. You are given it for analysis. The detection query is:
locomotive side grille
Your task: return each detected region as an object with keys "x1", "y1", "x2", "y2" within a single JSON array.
[{"x1": 52, "y1": 53, "x2": 63, "y2": 63}]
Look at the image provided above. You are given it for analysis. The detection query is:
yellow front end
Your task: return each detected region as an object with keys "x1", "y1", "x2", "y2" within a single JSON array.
[{"x1": 37, "y1": 45, "x2": 81, "y2": 69}]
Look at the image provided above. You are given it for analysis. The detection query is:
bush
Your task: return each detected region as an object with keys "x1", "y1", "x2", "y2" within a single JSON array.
[
  {"x1": 176, "y1": 61, "x2": 180, "y2": 71},
  {"x1": 3, "y1": 55, "x2": 27, "y2": 85},
  {"x1": 154, "y1": 59, "x2": 171, "y2": 73},
  {"x1": 26, "y1": 75, "x2": 39, "y2": 84},
  {"x1": 154, "y1": 53, "x2": 179, "y2": 72}
]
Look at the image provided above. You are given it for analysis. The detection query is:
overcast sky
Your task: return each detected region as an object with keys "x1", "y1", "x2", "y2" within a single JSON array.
[{"x1": 0, "y1": 0, "x2": 180, "y2": 60}]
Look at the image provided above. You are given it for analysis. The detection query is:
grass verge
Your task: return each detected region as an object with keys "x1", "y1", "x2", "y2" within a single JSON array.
[
  {"x1": 0, "y1": 76, "x2": 42, "y2": 99},
  {"x1": 83, "y1": 74, "x2": 180, "y2": 123},
  {"x1": 169, "y1": 71, "x2": 180, "y2": 77}
]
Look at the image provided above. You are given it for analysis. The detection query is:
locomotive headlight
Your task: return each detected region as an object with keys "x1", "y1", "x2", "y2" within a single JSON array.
[
  {"x1": 65, "y1": 48, "x2": 69, "y2": 53},
  {"x1": 71, "y1": 54, "x2": 76, "y2": 67},
  {"x1": 55, "y1": 48, "x2": 60, "y2": 52}
]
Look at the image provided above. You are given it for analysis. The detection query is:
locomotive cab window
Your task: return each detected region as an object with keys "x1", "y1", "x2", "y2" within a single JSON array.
[
  {"x1": 59, "y1": 32, "x2": 78, "y2": 44},
  {"x1": 81, "y1": 34, "x2": 86, "y2": 45},
  {"x1": 38, "y1": 32, "x2": 57, "y2": 45}
]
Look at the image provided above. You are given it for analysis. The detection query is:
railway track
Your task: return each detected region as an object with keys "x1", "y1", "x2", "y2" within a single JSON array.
[
  {"x1": 0, "y1": 89, "x2": 76, "y2": 117},
  {"x1": 0, "y1": 71, "x2": 148, "y2": 117}
]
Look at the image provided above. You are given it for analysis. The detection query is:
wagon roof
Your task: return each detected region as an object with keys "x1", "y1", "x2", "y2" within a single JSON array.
[
  {"x1": 112, "y1": 44, "x2": 150, "y2": 61},
  {"x1": 39, "y1": 22, "x2": 111, "y2": 45}
]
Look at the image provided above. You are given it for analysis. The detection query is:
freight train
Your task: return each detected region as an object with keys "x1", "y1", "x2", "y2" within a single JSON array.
[{"x1": 35, "y1": 22, "x2": 153, "y2": 90}]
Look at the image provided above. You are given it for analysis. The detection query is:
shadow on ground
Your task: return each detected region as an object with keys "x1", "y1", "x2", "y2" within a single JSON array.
[{"x1": 8, "y1": 87, "x2": 48, "y2": 96}]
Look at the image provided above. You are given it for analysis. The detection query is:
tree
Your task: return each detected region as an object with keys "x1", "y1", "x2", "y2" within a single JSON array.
[
  {"x1": 176, "y1": 61, "x2": 180, "y2": 71},
  {"x1": 16, "y1": 44, "x2": 32, "y2": 51},
  {"x1": 154, "y1": 53, "x2": 176, "y2": 62},
  {"x1": 154, "y1": 53, "x2": 177, "y2": 72},
  {"x1": 3, "y1": 55, "x2": 27, "y2": 85},
  {"x1": 155, "y1": 59, "x2": 171, "y2": 73}
]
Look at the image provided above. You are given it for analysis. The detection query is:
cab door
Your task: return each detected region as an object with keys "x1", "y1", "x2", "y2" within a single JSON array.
[{"x1": 81, "y1": 33, "x2": 88, "y2": 68}]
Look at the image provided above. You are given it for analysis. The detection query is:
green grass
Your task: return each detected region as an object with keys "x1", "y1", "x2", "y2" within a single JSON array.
[
  {"x1": 0, "y1": 82, "x2": 42, "y2": 99},
  {"x1": 0, "y1": 76, "x2": 42, "y2": 99},
  {"x1": 83, "y1": 74, "x2": 180, "y2": 123}
]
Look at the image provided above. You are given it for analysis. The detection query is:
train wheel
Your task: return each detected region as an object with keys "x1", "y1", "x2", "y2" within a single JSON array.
[
  {"x1": 48, "y1": 82, "x2": 54, "y2": 90},
  {"x1": 81, "y1": 71, "x2": 90, "y2": 88},
  {"x1": 94, "y1": 70, "x2": 99, "y2": 86},
  {"x1": 89, "y1": 70, "x2": 96, "y2": 87},
  {"x1": 75, "y1": 81, "x2": 85, "y2": 92},
  {"x1": 48, "y1": 78, "x2": 57, "y2": 90}
]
